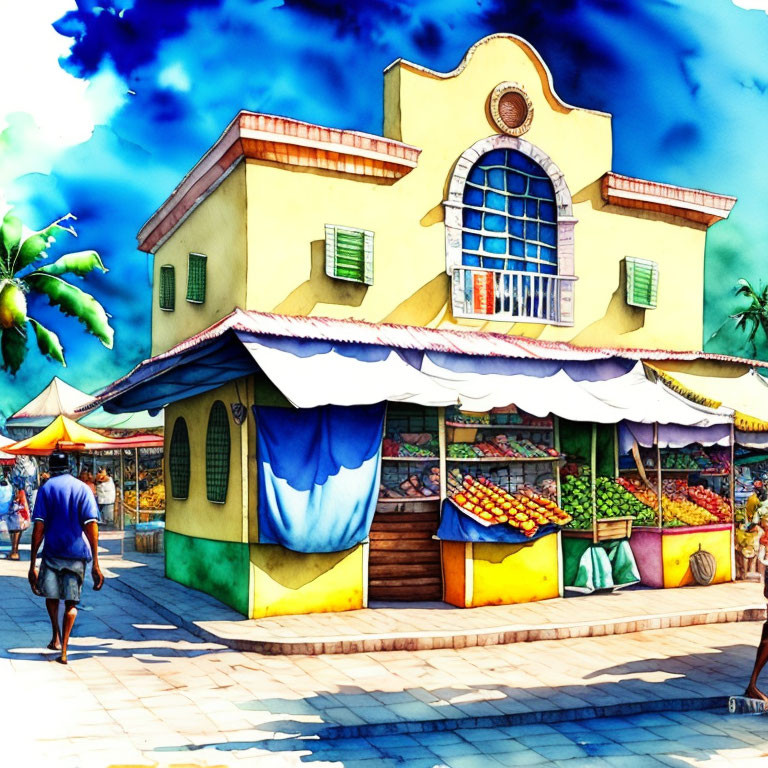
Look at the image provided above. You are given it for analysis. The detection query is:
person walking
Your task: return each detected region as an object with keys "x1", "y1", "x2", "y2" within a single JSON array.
[
  {"x1": 27, "y1": 451, "x2": 104, "y2": 664},
  {"x1": 0, "y1": 473, "x2": 13, "y2": 557},
  {"x1": 4, "y1": 483, "x2": 31, "y2": 560}
]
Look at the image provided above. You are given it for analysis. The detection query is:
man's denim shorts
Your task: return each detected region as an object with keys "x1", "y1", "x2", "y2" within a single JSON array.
[{"x1": 38, "y1": 557, "x2": 87, "y2": 603}]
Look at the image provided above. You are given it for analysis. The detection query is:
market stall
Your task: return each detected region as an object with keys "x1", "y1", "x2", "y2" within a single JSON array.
[
  {"x1": 559, "y1": 421, "x2": 647, "y2": 593},
  {"x1": 617, "y1": 422, "x2": 735, "y2": 588},
  {"x1": 437, "y1": 406, "x2": 570, "y2": 607},
  {"x1": 2, "y1": 416, "x2": 163, "y2": 539}
]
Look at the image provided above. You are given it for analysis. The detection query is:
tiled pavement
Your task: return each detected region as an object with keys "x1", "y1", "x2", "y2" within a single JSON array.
[
  {"x1": 102, "y1": 537, "x2": 766, "y2": 654},
  {"x1": 2, "y1": 539, "x2": 768, "y2": 766}
]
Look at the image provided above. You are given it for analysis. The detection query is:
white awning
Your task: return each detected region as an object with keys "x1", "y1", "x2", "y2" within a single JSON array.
[
  {"x1": 420, "y1": 357, "x2": 733, "y2": 426},
  {"x1": 241, "y1": 339, "x2": 458, "y2": 408}
]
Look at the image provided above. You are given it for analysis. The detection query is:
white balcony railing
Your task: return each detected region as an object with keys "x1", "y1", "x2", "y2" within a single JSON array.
[{"x1": 451, "y1": 267, "x2": 576, "y2": 324}]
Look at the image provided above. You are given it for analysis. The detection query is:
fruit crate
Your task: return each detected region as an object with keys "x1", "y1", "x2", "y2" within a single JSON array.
[{"x1": 564, "y1": 516, "x2": 634, "y2": 544}]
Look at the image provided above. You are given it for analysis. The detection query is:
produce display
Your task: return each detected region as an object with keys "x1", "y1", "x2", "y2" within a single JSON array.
[
  {"x1": 446, "y1": 408, "x2": 491, "y2": 425},
  {"x1": 383, "y1": 437, "x2": 437, "y2": 458},
  {"x1": 123, "y1": 483, "x2": 165, "y2": 510},
  {"x1": 660, "y1": 452, "x2": 699, "y2": 470},
  {"x1": 644, "y1": 447, "x2": 730, "y2": 475},
  {"x1": 615, "y1": 476, "x2": 730, "y2": 527},
  {"x1": 560, "y1": 468, "x2": 655, "y2": 529},
  {"x1": 447, "y1": 469, "x2": 571, "y2": 535},
  {"x1": 447, "y1": 435, "x2": 559, "y2": 460},
  {"x1": 380, "y1": 464, "x2": 440, "y2": 499}
]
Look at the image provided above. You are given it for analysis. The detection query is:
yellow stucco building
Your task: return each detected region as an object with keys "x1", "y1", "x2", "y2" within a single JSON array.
[{"x1": 129, "y1": 35, "x2": 738, "y2": 618}]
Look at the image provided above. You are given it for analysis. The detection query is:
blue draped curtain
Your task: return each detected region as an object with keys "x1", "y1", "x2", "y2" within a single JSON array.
[{"x1": 254, "y1": 403, "x2": 385, "y2": 553}]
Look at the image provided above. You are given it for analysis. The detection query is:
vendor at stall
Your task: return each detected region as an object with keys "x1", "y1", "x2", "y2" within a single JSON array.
[{"x1": 747, "y1": 480, "x2": 768, "y2": 521}]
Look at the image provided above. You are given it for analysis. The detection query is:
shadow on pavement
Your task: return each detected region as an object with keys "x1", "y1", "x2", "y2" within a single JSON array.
[{"x1": 148, "y1": 656, "x2": 751, "y2": 765}]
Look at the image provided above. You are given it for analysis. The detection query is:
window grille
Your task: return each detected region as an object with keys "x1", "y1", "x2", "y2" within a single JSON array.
[
  {"x1": 187, "y1": 253, "x2": 207, "y2": 303},
  {"x1": 206, "y1": 401, "x2": 230, "y2": 503},
  {"x1": 625, "y1": 257, "x2": 659, "y2": 309},
  {"x1": 325, "y1": 225, "x2": 374, "y2": 285},
  {"x1": 461, "y1": 148, "x2": 558, "y2": 275},
  {"x1": 159, "y1": 265, "x2": 175, "y2": 311},
  {"x1": 169, "y1": 417, "x2": 190, "y2": 499}
]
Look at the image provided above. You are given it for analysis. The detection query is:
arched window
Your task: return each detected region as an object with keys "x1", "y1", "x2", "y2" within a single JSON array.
[
  {"x1": 445, "y1": 136, "x2": 576, "y2": 325},
  {"x1": 462, "y1": 149, "x2": 557, "y2": 275},
  {"x1": 169, "y1": 417, "x2": 190, "y2": 500},
  {"x1": 206, "y1": 401, "x2": 230, "y2": 503}
]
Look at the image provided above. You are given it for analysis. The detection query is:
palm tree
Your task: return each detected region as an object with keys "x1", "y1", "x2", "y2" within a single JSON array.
[
  {"x1": 731, "y1": 278, "x2": 768, "y2": 356},
  {"x1": 0, "y1": 206, "x2": 113, "y2": 373}
]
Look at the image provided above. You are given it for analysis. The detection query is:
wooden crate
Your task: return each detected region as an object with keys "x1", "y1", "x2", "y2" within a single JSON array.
[
  {"x1": 135, "y1": 529, "x2": 164, "y2": 553},
  {"x1": 446, "y1": 425, "x2": 479, "y2": 443},
  {"x1": 563, "y1": 517, "x2": 633, "y2": 544}
]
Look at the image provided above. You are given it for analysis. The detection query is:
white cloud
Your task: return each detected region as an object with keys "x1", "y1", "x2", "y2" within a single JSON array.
[
  {"x1": 0, "y1": 0, "x2": 127, "y2": 147},
  {"x1": 158, "y1": 62, "x2": 191, "y2": 92},
  {"x1": 732, "y1": 1, "x2": 768, "y2": 12}
]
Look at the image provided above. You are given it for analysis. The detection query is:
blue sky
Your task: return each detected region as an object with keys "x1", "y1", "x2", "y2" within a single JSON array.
[{"x1": 1, "y1": 0, "x2": 767, "y2": 419}]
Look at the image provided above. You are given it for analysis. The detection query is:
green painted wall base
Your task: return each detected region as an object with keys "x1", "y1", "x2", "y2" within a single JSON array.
[{"x1": 165, "y1": 530, "x2": 250, "y2": 616}]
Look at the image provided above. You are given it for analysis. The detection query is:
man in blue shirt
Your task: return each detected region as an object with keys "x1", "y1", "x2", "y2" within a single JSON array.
[{"x1": 28, "y1": 452, "x2": 104, "y2": 664}]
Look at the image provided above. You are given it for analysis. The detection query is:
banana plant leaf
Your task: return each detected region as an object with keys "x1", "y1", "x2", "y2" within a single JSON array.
[{"x1": 26, "y1": 273, "x2": 113, "y2": 348}]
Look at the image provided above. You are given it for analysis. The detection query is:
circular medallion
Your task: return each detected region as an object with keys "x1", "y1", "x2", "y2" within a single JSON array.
[{"x1": 489, "y1": 83, "x2": 533, "y2": 136}]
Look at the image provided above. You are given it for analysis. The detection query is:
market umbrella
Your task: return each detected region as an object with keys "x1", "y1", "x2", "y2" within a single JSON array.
[
  {"x1": 0, "y1": 435, "x2": 16, "y2": 464},
  {"x1": 1, "y1": 415, "x2": 115, "y2": 455}
]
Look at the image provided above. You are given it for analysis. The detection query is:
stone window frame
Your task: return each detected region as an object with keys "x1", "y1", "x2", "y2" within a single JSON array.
[{"x1": 444, "y1": 135, "x2": 577, "y2": 326}]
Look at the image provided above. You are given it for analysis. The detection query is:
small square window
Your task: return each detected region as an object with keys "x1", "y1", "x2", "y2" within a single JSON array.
[
  {"x1": 159, "y1": 265, "x2": 175, "y2": 311},
  {"x1": 625, "y1": 257, "x2": 659, "y2": 309},
  {"x1": 187, "y1": 253, "x2": 207, "y2": 303},
  {"x1": 324, "y1": 225, "x2": 373, "y2": 285}
]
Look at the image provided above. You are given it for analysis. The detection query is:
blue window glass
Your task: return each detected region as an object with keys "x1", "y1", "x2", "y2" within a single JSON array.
[
  {"x1": 486, "y1": 191, "x2": 506, "y2": 211},
  {"x1": 507, "y1": 172, "x2": 526, "y2": 194},
  {"x1": 540, "y1": 223, "x2": 557, "y2": 246},
  {"x1": 483, "y1": 236, "x2": 506, "y2": 254},
  {"x1": 460, "y1": 148, "x2": 559, "y2": 276},
  {"x1": 484, "y1": 213, "x2": 506, "y2": 232},
  {"x1": 468, "y1": 166, "x2": 485, "y2": 185},
  {"x1": 463, "y1": 209, "x2": 483, "y2": 230},
  {"x1": 462, "y1": 232, "x2": 481, "y2": 251},
  {"x1": 540, "y1": 201, "x2": 556, "y2": 220},
  {"x1": 508, "y1": 218, "x2": 524, "y2": 238},
  {"x1": 541, "y1": 247, "x2": 557, "y2": 263},
  {"x1": 464, "y1": 185, "x2": 484, "y2": 207},
  {"x1": 488, "y1": 168, "x2": 505, "y2": 190}
]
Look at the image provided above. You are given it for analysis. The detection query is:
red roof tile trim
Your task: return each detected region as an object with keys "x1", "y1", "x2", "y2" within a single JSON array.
[
  {"x1": 601, "y1": 172, "x2": 736, "y2": 227},
  {"x1": 137, "y1": 112, "x2": 421, "y2": 253},
  {"x1": 86, "y1": 309, "x2": 764, "y2": 411}
]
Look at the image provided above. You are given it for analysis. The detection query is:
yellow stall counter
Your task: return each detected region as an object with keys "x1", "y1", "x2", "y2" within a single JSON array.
[
  {"x1": 630, "y1": 524, "x2": 733, "y2": 589},
  {"x1": 250, "y1": 543, "x2": 365, "y2": 618},
  {"x1": 441, "y1": 534, "x2": 561, "y2": 608}
]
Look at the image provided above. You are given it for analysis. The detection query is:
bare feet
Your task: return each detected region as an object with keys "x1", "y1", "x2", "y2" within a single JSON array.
[
  {"x1": 744, "y1": 684, "x2": 768, "y2": 703},
  {"x1": 47, "y1": 639, "x2": 61, "y2": 651},
  {"x1": 55, "y1": 655, "x2": 67, "y2": 665},
  {"x1": 8, "y1": 553, "x2": 20, "y2": 560}
]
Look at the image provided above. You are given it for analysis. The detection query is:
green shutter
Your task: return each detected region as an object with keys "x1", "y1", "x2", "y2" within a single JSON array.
[
  {"x1": 159, "y1": 265, "x2": 175, "y2": 311},
  {"x1": 169, "y1": 417, "x2": 190, "y2": 499},
  {"x1": 187, "y1": 253, "x2": 207, "y2": 303},
  {"x1": 325, "y1": 225, "x2": 374, "y2": 285},
  {"x1": 206, "y1": 401, "x2": 230, "y2": 504},
  {"x1": 626, "y1": 257, "x2": 658, "y2": 309}
]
